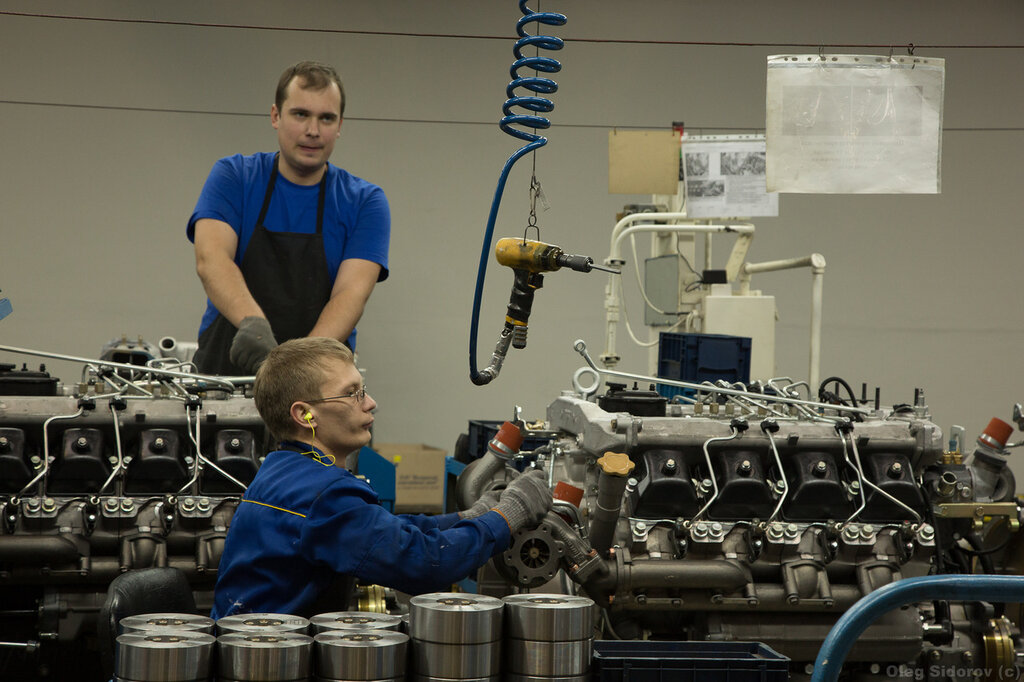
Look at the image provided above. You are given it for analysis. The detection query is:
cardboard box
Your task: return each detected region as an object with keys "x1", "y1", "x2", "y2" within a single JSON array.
[{"x1": 371, "y1": 443, "x2": 446, "y2": 514}]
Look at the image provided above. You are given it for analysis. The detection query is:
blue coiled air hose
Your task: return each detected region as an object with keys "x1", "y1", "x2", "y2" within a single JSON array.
[{"x1": 469, "y1": 0, "x2": 566, "y2": 385}]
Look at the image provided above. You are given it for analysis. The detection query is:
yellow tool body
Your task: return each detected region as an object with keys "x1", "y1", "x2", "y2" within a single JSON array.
[{"x1": 495, "y1": 238, "x2": 565, "y2": 273}]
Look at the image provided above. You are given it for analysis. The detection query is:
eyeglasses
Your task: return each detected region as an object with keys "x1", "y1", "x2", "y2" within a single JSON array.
[{"x1": 307, "y1": 386, "x2": 369, "y2": 404}]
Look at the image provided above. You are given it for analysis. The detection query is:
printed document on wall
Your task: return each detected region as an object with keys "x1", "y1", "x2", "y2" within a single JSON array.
[
  {"x1": 682, "y1": 134, "x2": 778, "y2": 218},
  {"x1": 765, "y1": 55, "x2": 944, "y2": 194}
]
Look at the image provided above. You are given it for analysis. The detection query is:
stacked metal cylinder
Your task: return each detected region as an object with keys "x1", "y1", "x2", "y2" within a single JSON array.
[
  {"x1": 409, "y1": 593, "x2": 504, "y2": 682},
  {"x1": 216, "y1": 613, "x2": 313, "y2": 682},
  {"x1": 310, "y1": 611, "x2": 403, "y2": 635},
  {"x1": 311, "y1": 611, "x2": 409, "y2": 682},
  {"x1": 502, "y1": 595, "x2": 595, "y2": 682},
  {"x1": 114, "y1": 596, "x2": 592, "y2": 682},
  {"x1": 114, "y1": 613, "x2": 216, "y2": 682}
]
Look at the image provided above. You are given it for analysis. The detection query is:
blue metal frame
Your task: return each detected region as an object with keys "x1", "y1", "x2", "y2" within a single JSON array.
[{"x1": 812, "y1": 574, "x2": 1024, "y2": 682}]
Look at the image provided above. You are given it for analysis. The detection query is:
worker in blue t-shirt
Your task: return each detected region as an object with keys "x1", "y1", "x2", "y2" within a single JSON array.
[
  {"x1": 211, "y1": 337, "x2": 553, "y2": 618},
  {"x1": 187, "y1": 60, "x2": 390, "y2": 375}
]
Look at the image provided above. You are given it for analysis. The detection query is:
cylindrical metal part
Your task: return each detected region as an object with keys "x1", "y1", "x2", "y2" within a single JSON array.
[
  {"x1": 314, "y1": 678, "x2": 400, "y2": 682},
  {"x1": 411, "y1": 640, "x2": 501, "y2": 678},
  {"x1": 216, "y1": 613, "x2": 309, "y2": 636},
  {"x1": 502, "y1": 594, "x2": 595, "y2": 641},
  {"x1": 315, "y1": 631, "x2": 408, "y2": 681},
  {"x1": 115, "y1": 631, "x2": 215, "y2": 682},
  {"x1": 454, "y1": 422, "x2": 523, "y2": 509},
  {"x1": 408, "y1": 593, "x2": 502, "y2": 643},
  {"x1": 408, "y1": 676, "x2": 499, "y2": 682},
  {"x1": 310, "y1": 612, "x2": 402, "y2": 635},
  {"x1": 506, "y1": 639, "x2": 592, "y2": 676},
  {"x1": 0, "y1": 535, "x2": 82, "y2": 562},
  {"x1": 588, "y1": 558, "x2": 749, "y2": 592},
  {"x1": 542, "y1": 512, "x2": 597, "y2": 571},
  {"x1": 216, "y1": 632, "x2": 313, "y2": 682},
  {"x1": 505, "y1": 674, "x2": 589, "y2": 682},
  {"x1": 587, "y1": 452, "x2": 635, "y2": 556},
  {"x1": 119, "y1": 613, "x2": 215, "y2": 636}
]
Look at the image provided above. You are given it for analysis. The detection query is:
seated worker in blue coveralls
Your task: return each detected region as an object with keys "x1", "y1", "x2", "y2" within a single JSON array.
[
  {"x1": 188, "y1": 60, "x2": 390, "y2": 376},
  {"x1": 211, "y1": 337, "x2": 553, "y2": 619}
]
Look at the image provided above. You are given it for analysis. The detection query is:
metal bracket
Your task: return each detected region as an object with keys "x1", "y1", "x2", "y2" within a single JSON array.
[{"x1": 933, "y1": 502, "x2": 1020, "y2": 532}]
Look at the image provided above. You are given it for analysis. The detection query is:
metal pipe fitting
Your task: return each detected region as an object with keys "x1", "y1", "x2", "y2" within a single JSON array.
[{"x1": 587, "y1": 452, "x2": 636, "y2": 556}]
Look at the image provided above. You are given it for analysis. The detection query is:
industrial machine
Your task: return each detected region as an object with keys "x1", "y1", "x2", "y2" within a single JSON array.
[
  {"x1": 455, "y1": 352, "x2": 1024, "y2": 680},
  {"x1": 2, "y1": 339, "x2": 1023, "y2": 682},
  {"x1": 0, "y1": 340, "x2": 266, "y2": 680}
]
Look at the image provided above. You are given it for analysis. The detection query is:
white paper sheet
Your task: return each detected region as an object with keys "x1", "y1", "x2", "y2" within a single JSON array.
[
  {"x1": 681, "y1": 134, "x2": 779, "y2": 218},
  {"x1": 766, "y1": 54, "x2": 944, "y2": 194}
]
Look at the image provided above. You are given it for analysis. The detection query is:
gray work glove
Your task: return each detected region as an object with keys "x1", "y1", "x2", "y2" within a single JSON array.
[
  {"x1": 229, "y1": 316, "x2": 278, "y2": 375},
  {"x1": 492, "y1": 469, "x2": 553, "y2": 533},
  {"x1": 459, "y1": 487, "x2": 502, "y2": 520}
]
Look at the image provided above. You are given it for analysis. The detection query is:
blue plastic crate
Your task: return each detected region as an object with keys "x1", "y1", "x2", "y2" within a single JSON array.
[
  {"x1": 592, "y1": 640, "x2": 789, "y2": 682},
  {"x1": 657, "y1": 333, "x2": 752, "y2": 401}
]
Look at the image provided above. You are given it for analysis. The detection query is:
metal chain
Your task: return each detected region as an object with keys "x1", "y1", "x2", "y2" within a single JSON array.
[{"x1": 524, "y1": 167, "x2": 541, "y2": 241}]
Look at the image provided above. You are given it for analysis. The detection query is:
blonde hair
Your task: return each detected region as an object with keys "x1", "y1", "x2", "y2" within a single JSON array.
[{"x1": 253, "y1": 337, "x2": 354, "y2": 441}]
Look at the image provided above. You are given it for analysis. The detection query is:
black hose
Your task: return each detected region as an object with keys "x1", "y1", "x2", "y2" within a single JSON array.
[
  {"x1": 818, "y1": 376, "x2": 859, "y2": 407},
  {"x1": 964, "y1": 531, "x2": 997, "y2": 574}
]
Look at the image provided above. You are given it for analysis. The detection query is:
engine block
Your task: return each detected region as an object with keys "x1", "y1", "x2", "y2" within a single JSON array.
[
  {"x1": 470, "y1": 388, "x2": 1024, "y2": 680},
  {"x1": 0, "y1": 361, "x2": 267, "y2": 679}
]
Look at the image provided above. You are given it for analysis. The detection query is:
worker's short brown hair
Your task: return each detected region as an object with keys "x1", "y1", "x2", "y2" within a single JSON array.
[
  {"x1": 253, "y1": 337, "x2": 354, "y2": 441},
  {"x1": 275, "y1": 60, "x2": 346, "y2": 117}
]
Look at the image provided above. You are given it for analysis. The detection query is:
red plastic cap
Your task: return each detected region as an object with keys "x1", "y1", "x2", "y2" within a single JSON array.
[
  {"x1": 978, "y1": 418, "x2": 1014, "y2": 450},
  {"x1": 489, "y1": 421, "x2": 524, "y2": 456},
  {"x1": 553, "y1": 481, "x2": 584, "y2": 508}
]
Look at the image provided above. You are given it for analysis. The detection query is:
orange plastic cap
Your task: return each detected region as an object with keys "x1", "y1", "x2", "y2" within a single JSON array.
[
  {"x1": 489, "y1": 421, "x2": 524, "y2": 457},
  {"x1": 553, "y1": 481, "x2": 584, "y2": 508},
  {"x1": 597, "y1": 451, "x2": 635, "y2": 477},
  {"x1": 979, "y1": 418, "x2": 1014, "y2": 450}
]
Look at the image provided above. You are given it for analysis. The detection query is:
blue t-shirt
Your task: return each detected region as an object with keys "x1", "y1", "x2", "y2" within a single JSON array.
[
  {"x1": 187, "y1": 152, "x2": 390, "y2": 349},
  {"x1": 210, "y1": 447, "x2": 511, "y2": 619}
]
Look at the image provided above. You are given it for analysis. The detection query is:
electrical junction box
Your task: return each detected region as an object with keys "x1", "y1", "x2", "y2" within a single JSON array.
[
  {"x1": 371, "y1": 443, "x2": 447, "y2": 514},
  {"x1": 702, "y1": 292, "x2": 776, "y2": 381},
  {"x1": 644, "y1": 255, "x2": 702, "y2": 327}
]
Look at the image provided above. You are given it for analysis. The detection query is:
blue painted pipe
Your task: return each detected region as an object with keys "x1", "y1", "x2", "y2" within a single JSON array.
[{"x1": 812, "y1": 574, "x2": 1024, "y2": 682}]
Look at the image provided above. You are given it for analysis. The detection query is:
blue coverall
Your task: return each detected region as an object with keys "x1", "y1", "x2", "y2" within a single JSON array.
[{"x1": 211, "y1": 444, "x2": 510, "y2": 619}]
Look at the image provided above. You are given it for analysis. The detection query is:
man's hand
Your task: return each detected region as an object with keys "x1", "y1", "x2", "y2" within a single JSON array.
[
  {"x1": 491, "y1": 469, "x2": 553, "y2": 533},
  {"x1": 229, "y1": 316, "x2": 277, "y2": 374},
  {"x1": 459, "y1": 487, "x2": 502, "y2": 520}
]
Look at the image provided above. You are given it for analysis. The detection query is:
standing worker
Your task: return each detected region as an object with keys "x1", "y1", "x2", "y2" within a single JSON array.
[
  {"x1": 211, "y1": 337, "x2": 553, "y2": 618},
  {"x1": 187, "y1": 60, "x2": 389, "y2": 375}
]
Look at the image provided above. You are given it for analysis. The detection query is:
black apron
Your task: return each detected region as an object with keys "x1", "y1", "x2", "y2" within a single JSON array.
[{"x1": 194, "y1": 157, "x2": 332, "y2": 375}]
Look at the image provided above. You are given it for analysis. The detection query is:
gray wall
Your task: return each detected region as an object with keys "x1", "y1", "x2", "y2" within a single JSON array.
[{"x1": 2, "y1": 2, "x2": 1022, "y2": 468}]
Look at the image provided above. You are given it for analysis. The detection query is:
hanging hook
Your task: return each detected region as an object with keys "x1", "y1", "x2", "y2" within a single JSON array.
[
  {"x1": 907, "y1": 43, "x2": 915, "y2": 56},
  {"x1": 818, "y1": 45, "x2": 825, "y2": 60},
  {"x1": 888, "y1": 45, "x2": 895, "y2": 61}
]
